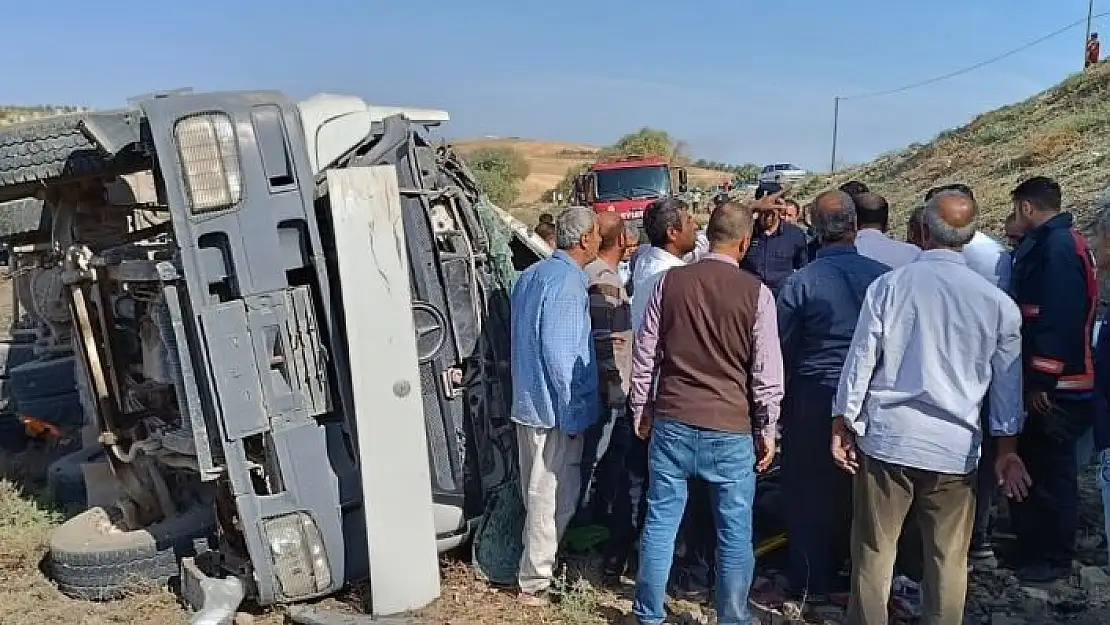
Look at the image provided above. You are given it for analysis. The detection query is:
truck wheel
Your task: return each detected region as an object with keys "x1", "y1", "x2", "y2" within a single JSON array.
[
  {"x1": 45, "y1": 445, "x2": 105, "y2": 508},
  {"x1": 48, "y1": 502, "x2": 216, "y2": 601},
  {"x1": 0, "y1": 115, "x2": 107, "y2": 187}
]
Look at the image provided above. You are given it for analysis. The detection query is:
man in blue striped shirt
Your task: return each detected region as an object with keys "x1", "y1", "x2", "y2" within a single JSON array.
[{"x1": 510, "y1": 206, "x2": 601, "y2": 605}]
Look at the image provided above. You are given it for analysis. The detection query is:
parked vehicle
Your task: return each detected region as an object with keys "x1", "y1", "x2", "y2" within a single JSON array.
[
  {"x1": 757, "y1": 162, "x2": 808, "y2": 185},
  {"x1": 0, "y1": 90, "x2": 539, "y2": 616},
  {"x1": 571, "y1": 155, "x2": 688, "y2": 227}
]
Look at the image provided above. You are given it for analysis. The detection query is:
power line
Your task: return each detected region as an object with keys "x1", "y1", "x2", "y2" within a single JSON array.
[{"x1": 839, "y1": 12, "x2": 1109, "y2": 102}]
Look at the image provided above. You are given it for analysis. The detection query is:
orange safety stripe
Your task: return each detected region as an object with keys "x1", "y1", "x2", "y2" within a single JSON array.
[{"x1": 1030, "y1": 356, "x2": 1065, "y2": 375}]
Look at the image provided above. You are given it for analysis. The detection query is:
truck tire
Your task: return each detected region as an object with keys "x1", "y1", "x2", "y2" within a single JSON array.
[
  {"x1": 9, "y1": 356, "x2": 77, "y2": 401},
  {"x1": 0, "y1": 115, "x2": 109, "y2": 187},
  {"x1": 47, "y1": 502, "x2": 216, "y2": 601},
  {"x1": 14, "y1": 391, "x2": 83, "y2": 428},
  {"x1": 45, "y1": 445, "x2": 105, "y2": 508}
]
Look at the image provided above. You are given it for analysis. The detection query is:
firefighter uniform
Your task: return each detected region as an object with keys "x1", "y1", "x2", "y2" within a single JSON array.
[{"x1": 1010, "y1": 212, "x2": 1098, "y2": 572}]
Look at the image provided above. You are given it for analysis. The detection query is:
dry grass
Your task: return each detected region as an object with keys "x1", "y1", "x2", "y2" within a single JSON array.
[
  {"x1": 452, "y1": 137, "x2": 731, "y2": 206},
  {"x1": 793, "y1": 61, "x2": 1110, "y2": 237}
]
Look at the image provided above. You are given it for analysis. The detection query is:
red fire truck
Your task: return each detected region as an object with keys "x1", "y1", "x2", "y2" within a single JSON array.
[{"x1": 571, "y1": 155, "x2": 688, "y2": 224}]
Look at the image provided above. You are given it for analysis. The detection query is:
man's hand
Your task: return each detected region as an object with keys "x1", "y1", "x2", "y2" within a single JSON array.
[
  {"x1": 755, "y1": 430, "x2": 777, "y2": 473},
  {"x1": 634, "y1": 403, "x2": 653, "y2": 440},
  {"x1": 995, "y1": 452, "x2": 1032, "y2": 501},
  {"x1": 831, "y1": 416, "x2": 859, "y2": 474},
  {"x1": 1026, "y1": 390, "x2": 1055, "y2": 416},
  {"x1": 749, "y1": 190, "x2": 787, "y2": 215}
]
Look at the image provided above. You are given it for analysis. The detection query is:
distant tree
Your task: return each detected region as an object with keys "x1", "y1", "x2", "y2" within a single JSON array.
[
  {"x1": 732, "y1": 163, "x2": 761, "y2": 183},
  {"x1": 603, "y1": 128, "x2": 675, "y2": 159},
  {"x1": 465, "y1": 147, "x2": 531, "y2": 206}
]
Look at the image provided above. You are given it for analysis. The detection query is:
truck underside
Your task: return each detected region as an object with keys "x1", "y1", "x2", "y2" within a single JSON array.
[{"x1": 0, "y1": 92, "x2": 531, "y2": 612}]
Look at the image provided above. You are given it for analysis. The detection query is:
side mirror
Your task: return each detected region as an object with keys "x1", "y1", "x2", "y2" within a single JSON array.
[{"x1": 677, "y1": 168, "x2": 689, "y2": 193}]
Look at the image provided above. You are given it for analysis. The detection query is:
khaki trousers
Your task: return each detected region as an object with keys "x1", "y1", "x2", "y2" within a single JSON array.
[
  {"x1": 846, "y1": 454, "x2": 976, "y2": 625},
  {"x1": 516, "y1": 424, "x2": 585, "y2": 593}
]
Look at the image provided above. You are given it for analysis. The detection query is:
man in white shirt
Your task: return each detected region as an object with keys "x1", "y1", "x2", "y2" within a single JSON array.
[
  {"x1": 923, "y1": 184, "x2": 1012, "y2": 570},
  {"x1": 605, "y1": 196, "x2": 697, "y2": 579},
  {"x1": 852, "y1": 192, "x2": 922, "y2": 268},
  {"x1": 831, "y1": 190, "x2": 1031, "y2": 625}
]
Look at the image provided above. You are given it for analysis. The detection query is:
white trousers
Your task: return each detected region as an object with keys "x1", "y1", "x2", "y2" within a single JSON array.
[{"x1": 516, "y1": 424, "x2": 585, "y2": 593}]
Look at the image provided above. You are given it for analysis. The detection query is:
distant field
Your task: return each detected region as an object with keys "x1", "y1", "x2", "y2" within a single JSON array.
[{"x1": 452, "y1": 137, "x2": 732, "y2": 206}]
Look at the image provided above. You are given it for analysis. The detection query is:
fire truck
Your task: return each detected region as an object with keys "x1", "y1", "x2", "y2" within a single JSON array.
[{"x1": 571, "y1": 155, "x2": 688, "y2": 224}]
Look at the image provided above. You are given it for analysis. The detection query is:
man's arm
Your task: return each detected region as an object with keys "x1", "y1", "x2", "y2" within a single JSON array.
[
  {"x1": 776, "y1": 274, "x2": 804, "y2": 374},
  {"x1": 832, "y1": 279, "x2": 886, "y2": 434},
  {"x1": 629, "y1": 274, "x2": 667, "y2": 425},
  {"x1": 1024, "y1": 236, "x2": 1092, "y2": 394},
  {"x1": 751, "y1": 284, "x2": 785, "y2": 437},
  {"x1": 588, "y1": 276, "x2": 631, "y2": 410},
  {"x1": 540, "y1": 279, "x2": 598, "y2": 431},
  {"x1": 989, "y1": 300, "x2": 1025, "y2": 437}
]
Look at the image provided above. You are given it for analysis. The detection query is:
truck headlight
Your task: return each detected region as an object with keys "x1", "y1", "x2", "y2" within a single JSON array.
[
  {"x1": 262, "y1": 512, "x2": 332, "y2": 600},
  {"x1": 174, "y1": 113, "x2": 242, "y2": 214}
]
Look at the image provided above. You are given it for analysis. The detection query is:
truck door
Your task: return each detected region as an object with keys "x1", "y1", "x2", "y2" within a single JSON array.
[{"x1": 139, "y1": 92, "x2": 351, "y2": 604}]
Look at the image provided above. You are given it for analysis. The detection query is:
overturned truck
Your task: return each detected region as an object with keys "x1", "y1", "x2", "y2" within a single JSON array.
[{"x1": 0, "y1": 90, "x2": 542, "y2": 617}]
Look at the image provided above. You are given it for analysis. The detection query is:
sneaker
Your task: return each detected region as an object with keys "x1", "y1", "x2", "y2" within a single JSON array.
[
  {"x1": 969, "y1": 546, "x2": 999, "y2": 570},
  {"x1": 517, "y1": 589, "x2": 551, "y2": 607}
]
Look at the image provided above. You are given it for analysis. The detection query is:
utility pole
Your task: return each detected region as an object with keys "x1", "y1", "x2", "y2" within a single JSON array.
[
  {"x1": 1087, "y1": 0, "x2": 1095, "y2": 67},
  {"x1": 830, "y1": 96, "x2": 840, "y2": 174}
]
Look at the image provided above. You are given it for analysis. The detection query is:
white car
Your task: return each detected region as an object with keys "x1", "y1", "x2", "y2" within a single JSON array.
[{"x1": 757, "y1": 163, "x2": 808, "y2": 185}]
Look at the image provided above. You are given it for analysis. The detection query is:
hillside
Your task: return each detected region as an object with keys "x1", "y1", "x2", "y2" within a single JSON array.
[
  {"x1": 452, "y1": 137, "x2": 733, "y2": 205},
  {"x1": 794, "y1": 62, "x2": 1110, "y2": 235}
]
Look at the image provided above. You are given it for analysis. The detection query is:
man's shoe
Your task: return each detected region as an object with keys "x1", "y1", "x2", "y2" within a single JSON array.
[
  {"x1": 1017, "y1": 563, "x2": 1069, "y2": 584},
  {"x1": 969, "y1": 546, "x2": 999, "y2": 570},
  {"x1": 517, "y1": 589, "x2": 551, "y2": 607}
]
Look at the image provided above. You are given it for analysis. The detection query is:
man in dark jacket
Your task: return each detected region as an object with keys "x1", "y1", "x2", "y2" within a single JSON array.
[
  {"x1": 776, "y1": 189, "x2": 890, "y2": 601},
  {"x1": 1093, "y1": 209, "x2": 1110, "y2": 576},
  {"x1": 741, "y1": 184, "x2": 809, "y2": 296},
  {"x1": 1010, "y1": 176, "x2": 1098, "y2": 583}
]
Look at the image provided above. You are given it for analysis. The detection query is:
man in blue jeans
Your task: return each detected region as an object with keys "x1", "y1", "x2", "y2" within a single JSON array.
[{"x1": 629, "y1": 199, "x2": 785, "y2": 625}]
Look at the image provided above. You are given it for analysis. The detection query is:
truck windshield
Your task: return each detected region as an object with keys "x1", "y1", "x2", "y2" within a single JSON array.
[{"x1": 595, "y1": 165, "x2": 670, "y2": 201}]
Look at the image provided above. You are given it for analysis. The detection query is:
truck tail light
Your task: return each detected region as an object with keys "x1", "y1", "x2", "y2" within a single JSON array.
[
  {"x1": 174, "y1": 113, "x2": 242, "y2": 214},
  {"x1": 263, "y1": 512, "x2": 332, "y2": 600}
]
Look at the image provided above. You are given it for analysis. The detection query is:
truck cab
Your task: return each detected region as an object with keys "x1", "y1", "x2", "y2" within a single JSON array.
[
  {"x1": 0, "y1": 90, "x2": 523, "y2": 616},
  {"x1": 571, "y1": 155, "x2": 688, "y2": 226}
]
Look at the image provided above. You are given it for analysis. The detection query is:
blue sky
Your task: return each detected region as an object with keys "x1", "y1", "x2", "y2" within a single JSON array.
[{"x1": 3, "y1": 0, "x2": 1101, "y2": 171}]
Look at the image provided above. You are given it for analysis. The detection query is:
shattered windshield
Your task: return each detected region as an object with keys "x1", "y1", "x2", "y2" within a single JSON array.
[{"x1": 595, "y1": 165, "x2": 670, "y2": 201}]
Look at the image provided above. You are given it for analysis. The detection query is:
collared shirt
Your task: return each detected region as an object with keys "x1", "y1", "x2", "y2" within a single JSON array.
[
  {"x1": 631, "y1": 252, "x2": 784, "y2": 437},
  {"x1": 833, "y1": 249, "x2": 1025, "y2": 474},
  {"x1": 687, "y1": 229, "x2": 710, "y2": 263},
  {"x1": 962, "y1": 230, "x2": 1011, "y2": 290},
  {"x1": 585, "y1": 258, "x2": 633, "y2": 413},
  {"x1": 739, "y1": 221, "x2": 809, "y2": 296},
  {"x1": 510, "y1": 250, "x2": 600, "y2": 435},
  {"x1": 629, "y1": 244, "x2": 686, "y2": 332},
  {"x1": 777, "y1": 244, "x2": 891, "y2": 387},
  {"x1": 854, "y1": 228, "x2": 921, "y2": 269}
]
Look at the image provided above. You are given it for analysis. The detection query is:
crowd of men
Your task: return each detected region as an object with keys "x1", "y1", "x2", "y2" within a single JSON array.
[{"x1": 512, "y1": 174, "x2": 1105, "y2": 625}]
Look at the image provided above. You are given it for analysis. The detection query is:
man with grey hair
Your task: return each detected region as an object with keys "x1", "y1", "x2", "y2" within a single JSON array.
[
  {"x1": 509, "y1": 205, "x2": 602, "y2": 605},
  {"x1": 775, "y1": 189, "x2": 890, "y2": 603},
  {"x1": 831, "y1": 189, "x2": 1031, "y2": 624}
]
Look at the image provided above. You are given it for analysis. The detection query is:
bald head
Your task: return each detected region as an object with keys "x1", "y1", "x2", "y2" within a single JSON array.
[
  {"x1": 922, "y1": 190, "x2": 977, "y2": 249},
  {"x1": 707, "y1": 201, "x2": 754, "y2": 247},
  {"x1": 597, "y1": 211, "x2": 625, "y2": 252},
  {"x1": 814, "y1": 189, "x2": 855, "y2": 213}
]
